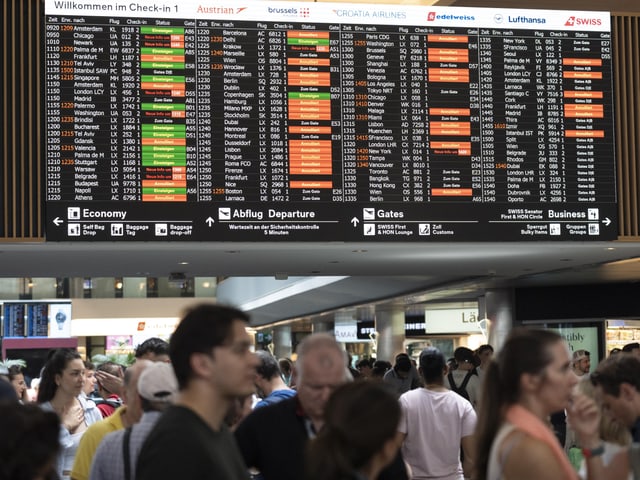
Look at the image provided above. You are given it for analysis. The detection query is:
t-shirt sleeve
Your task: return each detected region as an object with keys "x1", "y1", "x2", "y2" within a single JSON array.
[
  {"x1": 397, "y1": 395, "x2": 409, "y2": 434},
  {"x1": 461, "y1": 400, "x2": 478, "y2": 438}
]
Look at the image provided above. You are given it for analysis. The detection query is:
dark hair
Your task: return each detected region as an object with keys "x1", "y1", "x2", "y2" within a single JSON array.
[
  {"x1": 454, "y1": 346, "x2": 479, "y2": 367},
  {"x1": 622, "y1": 342, "x2": 640, "y2": 353},
  {"x1": 0, "y1": 403, "x2": 60, "y2": 480},
  {"x1": 7, "y1": 364, "x2": 24, "y2": 382},
  {"x1": 609, "y1": 348, "x2": 622, "y2": 356},
  {"x1": 37, "y1": 349, "x2": 82, "y2": 403},
  {"x1": 419, "y1": 347, "x2": 447, "y2": 384},
  {"x1": 394, "y1": 353, "x2": 412, "y2": 373},
  {"x1": 170, "y1": 304, "x2": 250, "y2": 390},
  {"x1": 84, "y1": 360, "x2": 95, "y2": 371},
  {"x1": 255, "y1": 350, "x2": 281, "y2": 381},
  {"x1": 476, "y1": 344, "x2": 494, "y2": 356},
  {"x1": 96, "y1": 360, "x2": 123, "y2": 392},
  {"x1": 371, "y1": 360, "x2": 391, "y2": 378},
  {"x1": 135, "y1": 337, "x2": 170, "y2": 359},
  {"x1": 591, "y1": 353, "x2": 640, "y2": 397},
  {"x1": 356, "y1": 359, "x2": 372, "y2": 370},
  {"x1": 475, "y1": 328, "x2": 563, "y2": 480},
  {"x1": 306, "y1": 381, "x2": 401, "y2": 480},
  {"x1": 279, "y1": 358, "x2": 293, "y2": 375}
]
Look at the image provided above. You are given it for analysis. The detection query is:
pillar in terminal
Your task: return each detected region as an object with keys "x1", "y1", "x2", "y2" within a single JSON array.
[
  {"x1": 311, "y1": 315, "x2": 334, "y2": 334},
  {"x1": 375, "y1": 305, "x2": 405, "y2": 362},
  {"x1": 272, "y1": 325, "x2": 293, "y2": 360},
  {"x1": 483, "y1": 289, "x2": 515, "y2": 352}
]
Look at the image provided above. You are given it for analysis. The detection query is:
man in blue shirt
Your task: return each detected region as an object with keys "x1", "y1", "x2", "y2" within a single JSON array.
[{"x1": 253, "y1": 350, "x2": 295, "y2": 409}]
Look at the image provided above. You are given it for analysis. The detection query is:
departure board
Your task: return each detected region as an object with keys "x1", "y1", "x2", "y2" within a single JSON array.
[{"x1": 44, "y1": 1, "x2": 617, "y2": 241}]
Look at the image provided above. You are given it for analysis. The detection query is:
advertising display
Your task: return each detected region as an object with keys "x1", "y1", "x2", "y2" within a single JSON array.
[{"x1": 44, "y1": 1, "x2": 616, "y2": 241}]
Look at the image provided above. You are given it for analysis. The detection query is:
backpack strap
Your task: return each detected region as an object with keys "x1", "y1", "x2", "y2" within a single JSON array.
[
  {"x1": 460, "y1": 370, "x2": 474, "y2": 391},
  {"x1": 447, "y1": 372, "x2": 457, "y2": 390},
  {"x1": 123, "y1": 426, "x2": 133, "y2": 480}
]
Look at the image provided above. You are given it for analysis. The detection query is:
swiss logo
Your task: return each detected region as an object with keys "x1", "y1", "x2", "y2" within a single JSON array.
[{"x1": 565, "y1": 16, "x2": 602, "y2": 26}]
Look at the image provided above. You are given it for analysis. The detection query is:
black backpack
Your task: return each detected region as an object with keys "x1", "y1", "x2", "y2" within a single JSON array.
[{"x1": 447, "y1": 370, "x2": 476, "y2": 401}]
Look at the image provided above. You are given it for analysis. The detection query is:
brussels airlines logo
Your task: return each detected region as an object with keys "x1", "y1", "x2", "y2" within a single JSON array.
[
  {"x1": 565, "y1": 16, "x2": 602, "y2": 26},
  {"x1": 267, "y1": 6, "x2": 300, "y2": 17}
]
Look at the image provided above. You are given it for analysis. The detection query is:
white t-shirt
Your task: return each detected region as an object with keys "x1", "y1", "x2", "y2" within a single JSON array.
[{"x1": 399, "y1": 388, "x2": 477, "y2": 480}]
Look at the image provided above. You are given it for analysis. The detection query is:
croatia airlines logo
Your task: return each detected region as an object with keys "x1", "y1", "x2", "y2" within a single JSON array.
[
  {"x1": 565, "y1": 16, "x2": 602, "y2": 26},
  {"x1": 427, "y1": 11, "x2": 436, "y2": 21}
]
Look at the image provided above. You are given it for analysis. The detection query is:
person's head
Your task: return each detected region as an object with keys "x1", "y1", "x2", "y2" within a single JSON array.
[
  {"x1": 454, "y1": 346, "x2": 478, "y2": 370},
  {"x1": 476, "y1": 344, "x2": 494, "y2": 368},
  {"x1": 475, "y1": 328, "x2": 577, "y2": 480},
  {"x1": 591, "y1": 353, "x2": 640, "y2": 428},
  {"x1": 419, "y1": 347, "x2": 447, "y2": 385},
  {"x1": 137, "y1": 361, "x2": 178, "y2": 413},
  {"x1": 371, "y1": 360, "x2": 390, "y2": 378},
  {"x1": 356, "y1": 358, "x2": 373, "y2": 378},
  {"x1": 8, "y1": 365, "x2": 27, "y2": 400},
  {"x1": 392, "y1": 353, "x2": 413, "y2": 379},
  {"x1": 0, "y1": 403, "x2": 60, "y2": 480},
  {"x1": 278, "y1": 357, "x2": 294, "y2": 386},
  {"x1": 610, "y1": 348, "x2": 622, "y2": 356},
  {"x1": 576, "y1": 375, "x2": 631, "y2": 447},
  {"x1": 82, "y1": 360, "x2": 97, "y2": 396},
  {"x1": 169, "y1": 304, "x2": 257, "y2": 399},
  {"x1": 254, "y1": 350, "x2": 284, "y2": 396},
  {"x1": 306, "y1": 381, "x2": 402, "y2": 480},
  {"x1": 135, "y1": 337, "x2": 170, "y2": 363},
  {"x1": 622, "y1": 342, "x2": 640, "y2": 357},
  {"x1": 96, "y1": 361, "x2": 124, "y2": 397},
  {"x1": 0, "y1": 378, "x2": 18, "y2": 403},
  {"x1": 572, "y1": 349, "x2": 591, "y2": 376},
  {"x1": 294, "y1": 333, "x2": 351, "y2": 425},
  {"x1": 37, "y1": 349, "x2": 84, "y2": 403}
]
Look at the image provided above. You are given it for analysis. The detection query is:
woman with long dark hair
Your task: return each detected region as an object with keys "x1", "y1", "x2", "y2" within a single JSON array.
[
  {"x1": 306, "y1": 381, "x2": 403, "y2": 480},
  {"x1": 37, "y1": 349, "x2": 101, "y2": 480},
  {"x1": 475, "y1": 328, "x2": 580, "y2": 480}
]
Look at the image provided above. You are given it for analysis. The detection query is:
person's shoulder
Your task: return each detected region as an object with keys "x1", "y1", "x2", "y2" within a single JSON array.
[
  {"x1": 79, "y1": 395, "x2": 103, "y2": 423},
  {"x1": 502, "y1": 433, "x2": 565, "y2": 478}
]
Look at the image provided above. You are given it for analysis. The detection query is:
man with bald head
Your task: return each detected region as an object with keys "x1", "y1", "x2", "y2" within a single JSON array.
[
  {"x1": 235, "y1": 333, "x2": 408, "y2": 480},
  {"x1": 71, "y1": 359, "x2": 151, "y2": 480}
]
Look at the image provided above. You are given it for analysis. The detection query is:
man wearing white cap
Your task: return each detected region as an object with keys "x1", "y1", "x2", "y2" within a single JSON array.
[
  {"x1": 572, "y1": 350, "x2": 591, "y2": 377},
  {"x1": 89, "y1": 362, "x2": 179, "y2": 480}
]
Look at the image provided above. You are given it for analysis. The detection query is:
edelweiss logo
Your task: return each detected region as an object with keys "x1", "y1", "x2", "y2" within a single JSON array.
[
  {"x1": 427, "y1": 11, "x2": 436, "y2": 21},
  {"x1": 565, "y1": 16, "x2": 575, "y2": 26}
]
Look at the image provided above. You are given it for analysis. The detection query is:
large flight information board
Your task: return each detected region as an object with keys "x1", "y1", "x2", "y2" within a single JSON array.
[{"x1": 44, "y1": 1, "x2": 617, "y2": 241}]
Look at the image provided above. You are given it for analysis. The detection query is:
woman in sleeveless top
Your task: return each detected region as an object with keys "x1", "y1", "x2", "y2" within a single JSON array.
[
  {"x1": 474, "y1": 328, "x2": 603, "y2": 480},
  {"x1": 38, "y1": 348, "x2": 102, "y2": 480}
]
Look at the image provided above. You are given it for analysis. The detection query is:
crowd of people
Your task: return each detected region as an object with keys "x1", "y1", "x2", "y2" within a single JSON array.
[{"x1": 1, "y1": 302, "x2": 640, "y2": 480}]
